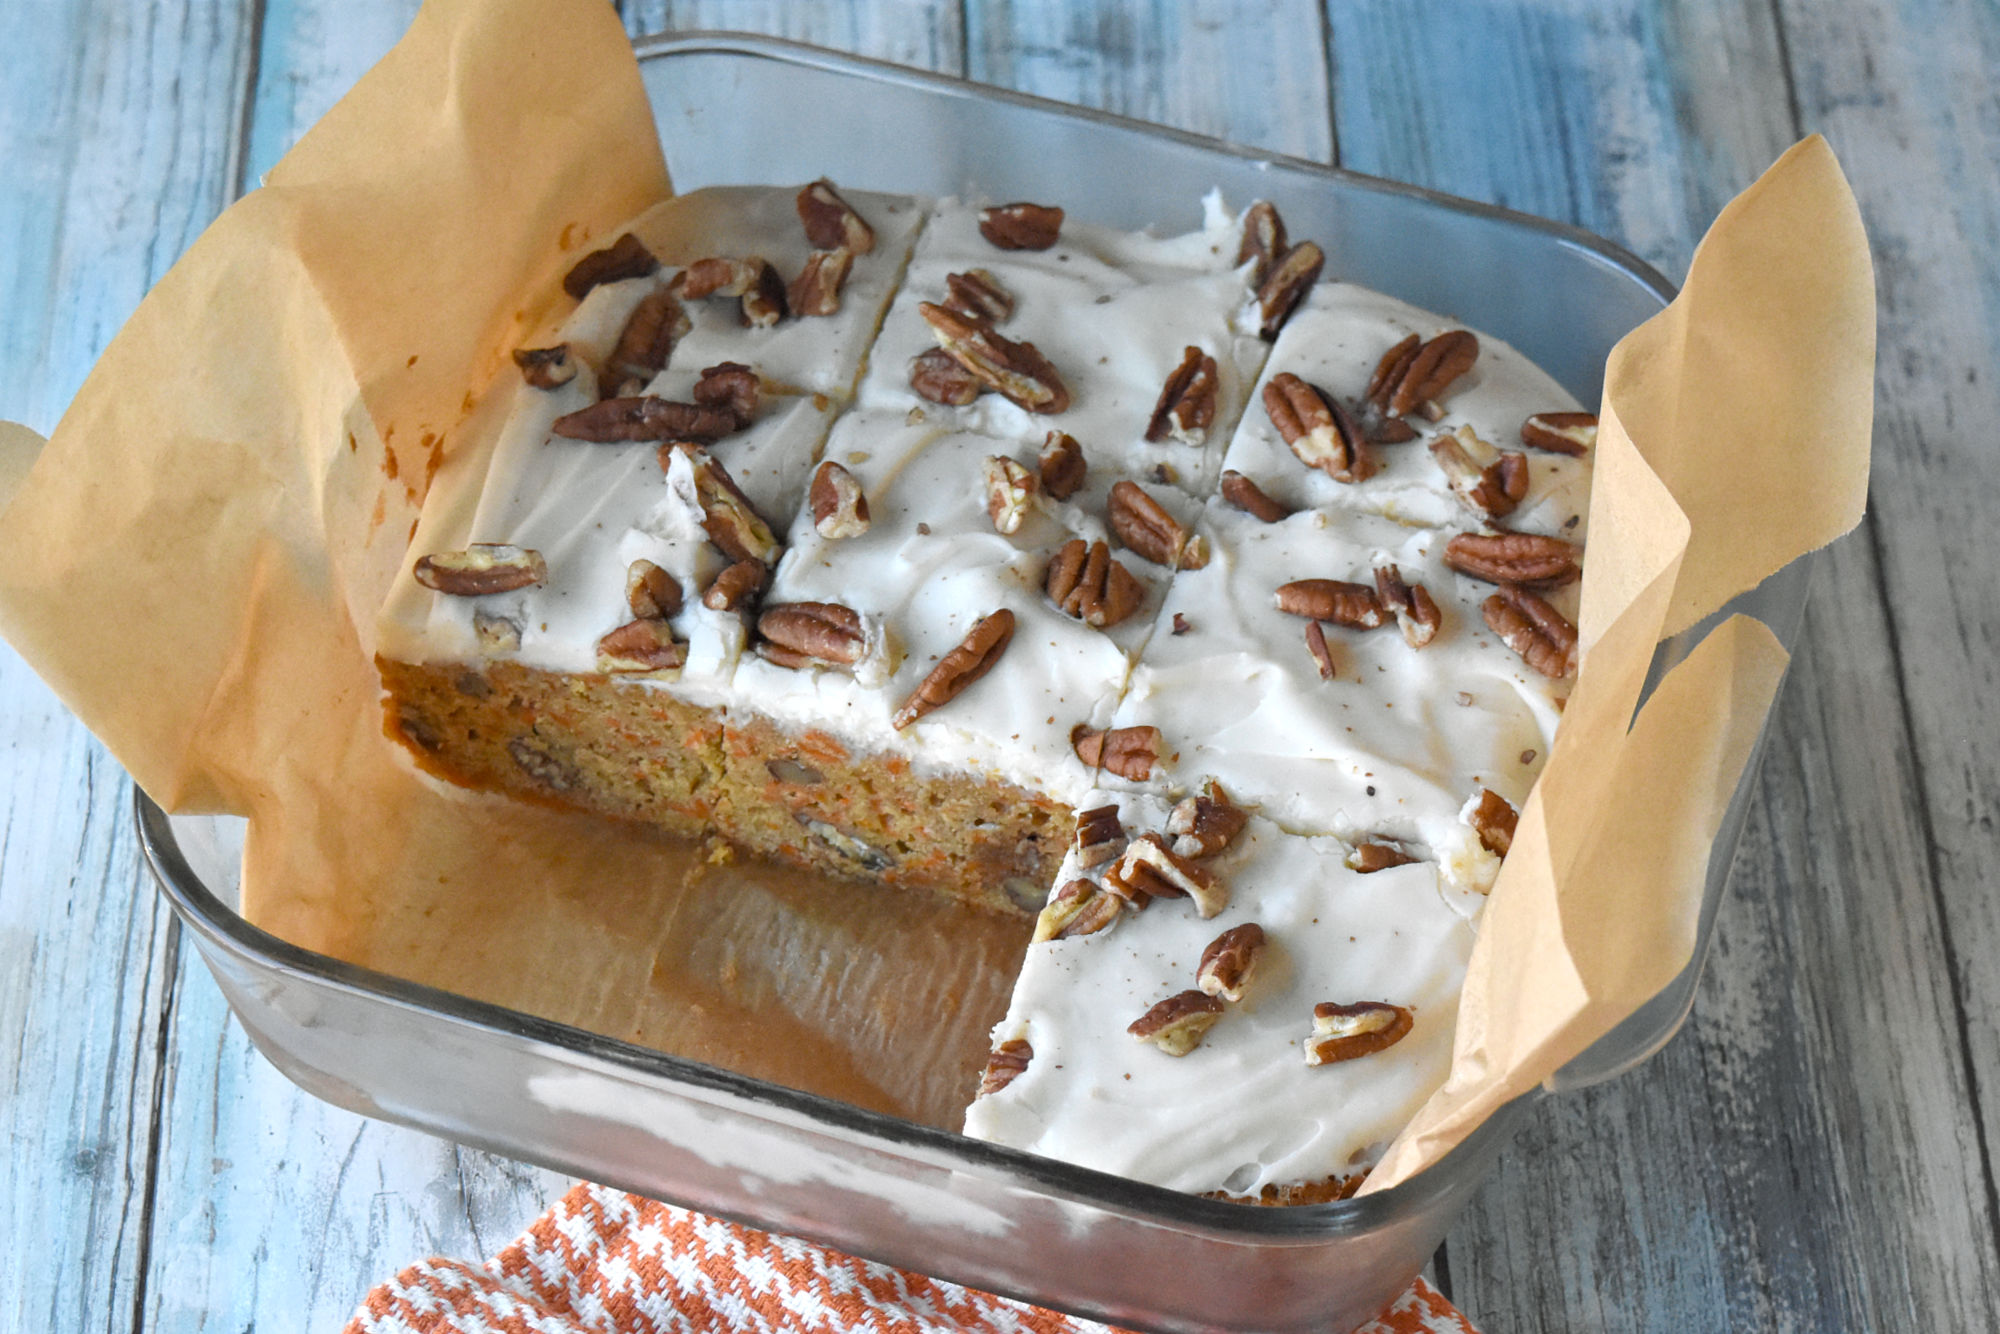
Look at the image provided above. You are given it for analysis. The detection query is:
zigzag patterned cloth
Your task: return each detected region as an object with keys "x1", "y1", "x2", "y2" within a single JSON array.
[{"x1": 343, "y1": 1183, "x2": 1480, "y2": 1334}]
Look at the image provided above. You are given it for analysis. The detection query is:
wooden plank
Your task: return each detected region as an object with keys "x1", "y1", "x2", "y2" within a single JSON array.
[{"x1": 618, "y1": 0, "x2": 967, "y2": 75}]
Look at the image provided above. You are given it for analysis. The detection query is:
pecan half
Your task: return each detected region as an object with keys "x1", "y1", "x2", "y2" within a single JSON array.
[
  {"x1": 1347, "y1": 840, "x2": 1418, "y2": 874},
  {"x1": 556, "y1": 396, "x2": 737, "y2": 443},
  {"x1": 909, "y1": 348, "x2": 983, "y2": 406},
  {"x1": 1469, "y1": 787, "x2": 1519, "y2": 857},
  {"x1": 596, "y1": 618, "x2": 687, "y2": 674},
  {"x1": 702, "y1": 558, "x2": 767, "y2": 613},
  {"x1": 626, "y1": 559, "x2": 683, "y2": 620},
  {"x1": 1484, "y1": 584, "x2": 1578, "y2": 677},
  {"x1": 977, "y1": 1038, "x2": 1031, "y2": 1096},
  {"x1": 1304, "y1": 620, "x2": 1336, "y2": 679},
  {"x1": 415, "y1": 544, "x2": 546, "y2": 596},
  {"x1": 1109, "y1": 481, "x2": 1207, "y2": 570},
  {"x1": 758, "y1": 602, "x2": 866, "y2": 669},
  {"x1": 1522, "y1": 411, "x2": 1598, "y2": 456},
  {"x1": 740, "y1": 259, "x2": 788, "y2": 327},
  {"x1": 1073, "y1": 804, "x2": 1126, "y2": 868},
  {"x1": 1168, "y1": 778, "x2": 1248, "y2": 859},
  {"x1": 1146, "y1": 346, "x2": 1220, "y2": 445},
  {"x1": 796, "y1": 180, "x2": 876, "y2": 255},
  {"x1": 1365, "y1": 335, "x2": 1420, "y2": 409},
  {"x1": 603, "y1": 288, "x2": 692, "y2": 396},
  {"x1": 945, "y1": 269, "x2": 1014, "y2": 323},
  {"x1": 677, "y1": 256, "x2": 763, "y2": 300},
  {"x1": 667, "y1": 445, "x2": 781, "y2": 564},
  {"x1": 810, "y1": 459, "x2": 871, "y2": 539},
  {"x1": 1431, "y1": 426, "x2": 1529, "y2": 519},
  {"x1": 1274, "y1": 579, "x2": 1386, "y2": 628},
  {"x1": 1197, "y1": 923, "x2": 1266, "y2": 1002},
  {"x1": 562, "y1": 233, "x2": 657, "y2": 299},
  {"x1": 1256, "y1": 240, "x2": 1323, "y2": 340},
  {"x1": 1263, "y1": 373, "x2": 1372, "y2": 483},
  {"x1": 1306, "y1": 1001, "x2": 1414, "y2": 1065},
  {"x1": 919, "y1": 302, "x2": 1069, "y2": 413},
  {"x1": 1374, "y1": 565, "x2": 1441, "y2": 648},
  {"x1": 983, "y1": 455, "x2": 1039, "y2": 535},
  {"x1": 892, "y1": 609, "x2": 1014, "y2": 729},
  {"x1": 788, "y1": 247, "x2": 853, "y2": 318},
  {"x1": 692, "y1": 361, "x2": 759, "y2": 428},
  {"x1": 512, "y1": 344, "x2": 578, "y2": 390},
  {"x1": 1072, "y1": 723, "x2": 1162, "y2": 782},
  {"x1": 1237, "y1": 201, "x2": 1287, "y2": 288},
  {"x1": 979, "y1": 202, "x2": 1064, "y2": 250},
  {"x1": 1108, "y1": 834, "x2": 1227, "y2": 917},
  {"x1": 1443, "y1": 531, "x2": 1581, "y2": 588},
  {"x1": 1129, "y1": 990, "x2": 1225, "y2": 1056},
  {"x1": 1033, "y1": 878, "x2": 1123, "y2": 943},
  {"x1": 1369, "y1": 330, "x2": 1479, "y2": 418},
  {"x1": 1046, "y1": 538, "x2": 1147, "y2": 629},
  {"x1": 1220, "y1": 470, "x2": 1290, "y2": 523},
  {"x1": 1038, "y1": 431, "x2": 1086, "y2": 500}
]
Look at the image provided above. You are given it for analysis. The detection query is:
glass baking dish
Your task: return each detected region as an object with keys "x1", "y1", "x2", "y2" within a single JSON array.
[{"x1": 135, "y1": 33, "x2": 1810, "y2": 1334}]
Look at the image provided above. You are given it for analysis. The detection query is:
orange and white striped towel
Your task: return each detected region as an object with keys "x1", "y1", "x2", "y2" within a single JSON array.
[{"x1": 343, "y1": 1183, "x2": 1480, "y2": 1334}]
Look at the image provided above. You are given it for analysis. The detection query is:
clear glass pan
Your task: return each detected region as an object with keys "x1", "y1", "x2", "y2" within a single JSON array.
[{"x1": 136, "y1": 33, "x2": 1807, "y2": 1334}]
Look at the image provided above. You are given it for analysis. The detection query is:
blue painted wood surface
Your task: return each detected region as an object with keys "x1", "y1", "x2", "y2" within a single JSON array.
[{"x1": 4, "y1": 2, "x2": 1996, "y2": 1329}]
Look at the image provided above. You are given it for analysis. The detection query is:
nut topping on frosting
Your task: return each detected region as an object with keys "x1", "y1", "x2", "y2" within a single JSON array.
[
  {"x1": 1306, "y1": 1001, "x2": 1415, "y2": 1065},
  {"x1": 979, "y1": 202, "x2": 1064, "y2": 251},
  {"x1": 1168, "y1": 779, "x2": 1248, "y2": 859},
  {"x1": 1033, "y1": 877, "x2": 1123, "y2": 943},
  {"x1": 1072, "y1": 723, "x2": 1163, "y2": 782},
  {"x1": 983, "y1": 456, "x2": 1039, "y2": 535},
  {"x1": 1038, "y1": 431, "x2": 1087, "y2": 500},
  {"x1": 1109, "y1": 834, "x2": 1227, "y2": 917},
  {"x1": 625, "y1": 559, "x2": 683, "y2": 620},
  {"x1": 1237, "y1": 201, "x2": 1287, "y2": 288},
  {"x1": 757, "y1": 602, "x2": 866, "y2": 669},
  {"x1": 944, "y1": 269, "x2": 1014, "y2": 324},
  {"x1": 1522, "y1": 411, "x2": 1598, "y2": 456},
  {"x1": 415, "y1": 544, "x2": 547, "y2": 597},
  {"x1": 562, "y1": 232, "x2": 658, "y2": 300},
  {"x1": 512, "y1": 344, "x2": 578, "y2": 390},
  {"x1": 977, "y1": 1038, "x2": 1033, "y2": 1096},
  {"x1": 1197, "y1": 923, "x2": 1267, "y2": 1002},
  {"x1": 1145, "y1": 346, "x2": 1220, "y2": 445},
  {"x1": 1444, "y1": 531, "x2": 1582, "y2": 588},
  {"x1": 1264, "y1": 372, "x2": 1373, "y2": 484},
  {"x1": 1109, "y1": 481, "x2": 1208, "y2": 570},
  {"x1": 1469, "y1": 787, "x2": 1519, "y2": 857},
  {"x1": 1073, "y1": 804, "x2": 1127, "y2": 868},
  {"x1": 740, "y1": 259, "x2": 789, "y2": 327},
  {"x1": 1046, "y1": 538, "x2": 1147, "y2": 630},
  {"x1": 918, "y1": 302, "x2": 1070, "y2": 413},
  {"x1": 909, "y1": 348, "x2": 983, "y2": 406},
  {"x1": 1255, "y1": 239, "x2": 1324, "y2": 340},
  {"x1": 702, "y1": 559, "x2": 768, "y2": 613},
  {"x1": 1346, "y1": 840, "x2": 1419, "y2": 874},
  {"x1": 1128, "y1": 990, "x2": 1226, "y2": 1056},
  {"x1": 472, "y1": 610, "x2": 520, "y2": 652},
  {"x1": 595, "y1": 617, "x2": 688, "y2": 674},
  {"x1": 1431, "y1": 426, "x2": 1529, "y2": 519},
  {"x1": 668, "y1": 445, "x2": 781, "y2": 565},
  {"x1": 1369, "y1": 329, "x2": 1480, "y2": 419},
  {"x1": 891, "y1": 608, "x2": 1015, "y2": 730},
  {"x1": 1483, "y1": 584, "x2": 1578, "y2": 678},
  {"x1": 1304, "y1": 620, "x2": 1336, "y2": 679},
  {"x1": 809, "y1": 460, "x2": 871, "y2": 539},
  {"x1": 556, "y1": 396, "x2": 737, "y2": 443},
  {"x1": 796, "y1": 180, "x2": 876, "y2": 255},
  {"x1": 603, "y1": 288, "x2": 693, "y2": 397},
  {"x1": 1274, "y1": 579, "x2": 1387, "y2": 629},
  {"x1": 1219, "y1": 470, "x2": 1291, "y2": 523},
  {"x1": 692, "y1": 361, "x2": 759, "y2": 428},
  {"x1": 677, "y1": 256, "x2": 764, "y2": 299},
  {"x1": 1374, "y1": 565, "x2": 1442, "y2": 648},
  {"x1": 788, "y1": 247, "x2": 854, "y2": 317}
]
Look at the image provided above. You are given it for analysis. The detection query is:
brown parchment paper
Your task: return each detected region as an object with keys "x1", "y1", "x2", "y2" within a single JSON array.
[{"x1": 0, "y1": 0, "x2": 1874, "y2": 1178}]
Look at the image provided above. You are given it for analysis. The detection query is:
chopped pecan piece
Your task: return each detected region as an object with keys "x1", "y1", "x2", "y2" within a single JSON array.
[
  {"x1": 1038, "y1": 431, "x2": 1086, "y2": 500},
  {"x1": 796, "y1": 180, "x2": 876, "y2": 254},
  {"x1": 666, "y1": 445, "x2": 781, "y2": 564},
  {"x1": 1108, "y1": 834, "x2": 1227, "y2": 917},
  {"x1": 1431, "y1": 426, "x2": 1529, "y2": 519},
  {"x1": 909, "y1": 347, "x2": 983, "y2": 406},
  {"x1": 595, "y1": 618, "x2": 687, "y2": 674},
  {"x1": 1304, "y1": 620, "x2": 1336, "y2": 679},
  {"x1": 1370, "y1": 414, "x2": 1420, "y2": 444},
  {"x1": 1168, "y1": 779, "x2": 1248, "y2": 859},
  {"x1": 1263, "y1": 373, "x2": 1372, "y2": 483},
  {"x1": 1374, "y1": 565, "x2": 1442, "y2": 648},
  {"x1": 740, "y1": 259, "x2": 788, "y2": 327},
  {"x1": 1522, "y1": 411, "x2": 1598, "y2": 456},
  {"x1": 1469, "y1": 787, "x2": 1518, "y2": 857},
  {"x1": 626, "y1": 559, "x2": 683, "y2": 620},
  {"x1": 918, "y1": 302, "x2": 1069, "y2": 413},
  {"x1": 1108, "y1": 480, "x2": 1207, "y2": 570},
  {"x1": 983, "y1": 456, "x2": 1039, "y2": 535},
  {"x1": 758, "y1": 602, "x2": 866, "y2": 669},
  {"x1": 1484, "y1": 584, "x2": 1578, "y2": 677},
  {"x1": 677, "y1": 256, "x2": 763, "y2": 300},
  {"x1": 1306, "y1": 1001, "x2": 1414, "y2": 1065},
  {"x1": 562, "y1": 233, "x2": 657, "y2": 300},
  {"x1": 1237, "y1": 201, "x2": 1287, "y2": 288},
  {"x1": 1073, "y1": 804, "x2": 1126, "y2": 868},
  {"x1": 1045, "y1": 538, "x2": 1147, "y2": 629},
  {"x1": 512, "y1": 344, "x2": 578, "y2": 390},
  {"x1": 1274, "y1": 579, "x2": 1386, "y2": 628},
  {"x1": 788, "y1": 247, "x2": 853, "y2": 318},
  {"x1": 1220, "y1": 470, "x2": 1290, "y2": 523},
  {"x1": 979, "y1": 202, "x2": 1064, "y2": 250},
  {"x1": 557, "y1": 396, "x2": 737, "y2": 443},
  {"x1": 1369, "y1": 330, "x2": 1479, "y2": 418},
  {"x1": 1145, "y1": 346, "x2": 1220, "y2": 445},
  {"x1": 891, "y1": 609, "x2": 1014, "y2": 729},
  {"x1": 809, "y1": 459, "x2": 871, "y2": 539},
  {"x1": 1129, "y1": 990, "x2": 1225, "y2": 1056},
  {"x1": 1071, "y1": 723, "x2": 1162, "y2": 782},
  {"x1": 1444, "y1": 531, "x2": 1581, "y2": 588},
  {"x1": 692, "y1": 361, "x2": 759, "y2": 428},
  {"x1": 473, "y1": 610, "x2": 520, "y2": 652},
  {"x1": 1347, "y1": 841, "x2": 1418, "y2": 874},
  {"x1": 977, "y1": 1038, "x2": 1031, "y2": 1096},
  {"x1": 1255, "y1": 239, "x2": 1323, "y2": 340},
  {"x1": 1197, "y1": 923, "x2": 1266, "y2": 1002},
  {"x1": 414, "y1": 544, "x2": 547, "y2": 596},
  {"x1": 702, "y1": 559, "x2": 767, "y2": 613},
  {"x1": 603, "y1": 288, "x2": 692, "y2": 396},
  {"x1": 1032, "y1": 878, "x2": 1124, "y2": 943},
  {"x1": 944, "y1": 269, "x2": 1014, "y2": 323}
]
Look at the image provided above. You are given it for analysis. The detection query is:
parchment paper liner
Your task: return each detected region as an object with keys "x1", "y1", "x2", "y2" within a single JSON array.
[{"x1": 0, "y1": 0, "x2": 1874, "y2": 1185}]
